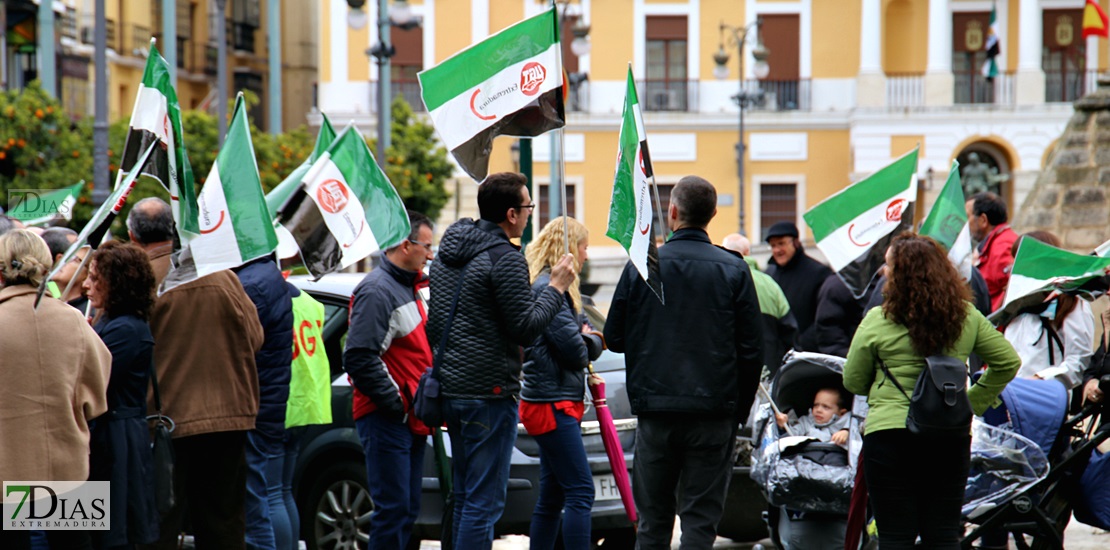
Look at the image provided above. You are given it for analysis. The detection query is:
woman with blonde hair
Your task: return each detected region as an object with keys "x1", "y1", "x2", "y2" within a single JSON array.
[
  {"x1": 521, "y1": 217, "x2": 604, "y2": 550},
  {"x1": 0, "y1": 229, "x2": 111, "y2": 550}
]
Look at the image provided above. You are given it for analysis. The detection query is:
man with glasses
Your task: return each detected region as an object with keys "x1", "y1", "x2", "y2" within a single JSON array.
[
  {"x1": 345, "y1": 210, "x2": 438, "y2": 549},
  {"x1": 428, "y1": 172, "x2": 575, "y2": 548},
  {"x1": 41, "y1": 227, "x2": 93, "y2": 312}
]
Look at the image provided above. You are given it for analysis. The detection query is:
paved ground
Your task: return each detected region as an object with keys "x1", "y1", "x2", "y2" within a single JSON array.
[{"x1": 417, "y1": 514, "x2": 1109, "y2": 549}]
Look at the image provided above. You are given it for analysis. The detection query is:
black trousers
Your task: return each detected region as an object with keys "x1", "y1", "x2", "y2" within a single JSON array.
[
  {"x1": 863, "y1": 428, "x2": 971, "y2": 550},
  {"x1": 143, "y1": 430, "x2": 248, "y2": 550},
  {"x1": 633, "y1": 415, "x2": 737, "y2": 550}
]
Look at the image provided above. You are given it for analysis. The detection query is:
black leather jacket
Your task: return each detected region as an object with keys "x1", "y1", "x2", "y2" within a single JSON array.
[
  {"x1": 427, "y1": 219, "x2": 564, "y2": 399},
  {"x1": 605, "y1": 228, "x2": 764, "y2": 420},
  {"x1": 521, "y1": 273, "x2": 604, "y2": 403}
]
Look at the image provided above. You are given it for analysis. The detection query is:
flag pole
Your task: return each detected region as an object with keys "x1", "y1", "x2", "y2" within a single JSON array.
[
  {"x1": 553, "y1": 0, "x2": 570, "y2": 254},
  {"x1": 559, "y1": 128, "x2": 569, "y2": 254}
]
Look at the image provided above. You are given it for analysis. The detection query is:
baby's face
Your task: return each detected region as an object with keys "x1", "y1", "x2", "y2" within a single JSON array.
[{"x1": 811, "y1": 390, "x2": 843, "y2": 424}]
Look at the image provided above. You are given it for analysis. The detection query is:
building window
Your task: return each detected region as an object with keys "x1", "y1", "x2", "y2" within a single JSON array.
[
  {"x1": 234, "y1": 72, "x2": 264, "y2": 129},
  {"x1": 230, "y1": 0, "x2": 259, "y2": 52},
  {"x1": 644, "y1": 16, "x2": 688, "y2": 112},
  {"x1": 391, "y1": 26, "x2": 424, "y2": 112},
  {"x1": 536, "y1": 183, "x2": 577, "y2": 230},
  {"x1": 757, "y1": 14, "x2": 804, "y2": 111},
  {"x1": 952, "y1": 12, "x2": 995, "y2": 104},
  {"x1": 1043, "y1": 9, "x2": 1087, "y2": 103},
  {"x1": 760, "y1": 183, "x2": 797, "y2": 240}
]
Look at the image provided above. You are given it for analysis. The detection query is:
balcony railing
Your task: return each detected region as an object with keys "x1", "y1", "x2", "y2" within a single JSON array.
[
  {"x1": 79, "y1": 19, "x2": 116, "y2": 48},
  {"x1": 566, "y1": 79, "x2": 589, "y2": 112},
  {"x1": 746, "y1": 79, "x2": 811, "y2": 111},
  {"x1": 204, "y1": 44, "x2": 219, "y2": 76},
  {"x1": 954, "y1": 71, "x2": 1015, "y2": 106},
  {"x1": 128, "y1": 25, "x2": 151, "y2": 55},
  {"x1": 886, "y1": 73, "x2": 925, "y2": 108},
  {"x1": 637, "y1": 80, "x2": 698, "y2": 112},
  {"x1": 1046, "y1": 68, "x2": 1099, "y2": 103}
]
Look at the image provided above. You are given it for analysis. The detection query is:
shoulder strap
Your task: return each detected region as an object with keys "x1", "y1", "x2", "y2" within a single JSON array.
[
  {"x1": 877, "y1": 358, "x2": 910, "y2": 399},
  {"x1": 432, "y1": 263, "x2": 471, "y2": 378},
  {"x1": 149, "y1": 360, "x2": 164, "y2": 414}
]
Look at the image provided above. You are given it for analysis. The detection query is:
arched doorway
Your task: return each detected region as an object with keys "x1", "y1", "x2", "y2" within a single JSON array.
[{"x1": 956, "y1": 140, "x2": 1015, "y2": 207}]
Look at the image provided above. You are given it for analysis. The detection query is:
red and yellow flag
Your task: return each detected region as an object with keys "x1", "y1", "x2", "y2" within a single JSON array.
[{"x1": 1083, "y1": 0, "x2": 1110, "y2": 39}]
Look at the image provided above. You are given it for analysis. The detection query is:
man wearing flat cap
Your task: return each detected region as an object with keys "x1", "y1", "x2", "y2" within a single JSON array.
[{"x1": 764, "y1": 221, "x2": 832, "y2": 352}]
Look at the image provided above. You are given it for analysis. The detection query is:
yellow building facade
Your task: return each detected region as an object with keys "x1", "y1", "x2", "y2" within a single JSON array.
[{"x1": 316, "y1": 0, "x2": 1107, "y2": 281}]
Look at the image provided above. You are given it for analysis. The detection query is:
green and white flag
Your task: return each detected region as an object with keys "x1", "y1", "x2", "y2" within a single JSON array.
[
  {"x1": 919, "y1": 161, "x2": 973, "y2": 280},
  {"x1": 185, "y1": 93, "x2": 278, "y2": 279},
  {"x1": 278, "y1": 125, "x2": 410, "y2": 278},
  {"x1": 118, "y1": 40, "x2": 199, "y2": 241},
  {"x1": 607, "y1": 68, "x2": 662, "y2": 303},
  {"x1": 7, "y1": 181, "x2": 84, "y2": 226},
  {"x1": 418, "y1": 8, "x2": 565, "y2": 181},
  {"x1": 989, "y1": 238, "x2": 1110, "y2": 326},
  {"x1": 803, "y1": 148, "x2": 918, "y2": 298},
  {"x1": 982, "y1": 4, "x2": 1000, "y2": 80},
  {"x1": 267, "y1": 113, "x2": 338, "y2": 259}
]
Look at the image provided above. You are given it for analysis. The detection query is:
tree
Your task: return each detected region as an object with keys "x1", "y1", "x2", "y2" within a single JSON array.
[{"x1": 377, "y1": 98, "x2": 453, "y2": 220}]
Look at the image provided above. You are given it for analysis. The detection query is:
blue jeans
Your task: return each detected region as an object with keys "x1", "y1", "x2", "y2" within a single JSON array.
[
  {"x1": 356, "y1": 413, "x2": 427, "y2": 550},
  {"x1": 245, "y1": 430, "x2": 282, "y2": 550},
  {"x1": 278, "y1": 427, "x2": 306, "y2": 550},
  {"x1": 529, "y1": 407, "x2": 594, "y2": 550},
  {"x1": 444, "y1": 398, "x2": 519, "y2": 550}
]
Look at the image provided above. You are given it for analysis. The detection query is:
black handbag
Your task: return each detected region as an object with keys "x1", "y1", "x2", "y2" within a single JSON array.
[
  {"x1": 413, "y1": 263, "x2": 470, "y2": 427},
  {"x1": 147, "y1": 361, "x2": 176, "y2": 516}
]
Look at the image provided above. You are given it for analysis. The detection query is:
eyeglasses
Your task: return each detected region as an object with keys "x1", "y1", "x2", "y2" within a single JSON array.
[
  {"x1": 515, "y1": 203, "x2": 536, "y2": 211},
  {"x1": 408, "y1": 239, "x2": 434, "y2": 251}
]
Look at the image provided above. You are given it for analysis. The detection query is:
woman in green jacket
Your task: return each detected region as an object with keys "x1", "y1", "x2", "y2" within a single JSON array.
[{"x1": 843, "y1": 234, "x2": 1020, "y2": 549}]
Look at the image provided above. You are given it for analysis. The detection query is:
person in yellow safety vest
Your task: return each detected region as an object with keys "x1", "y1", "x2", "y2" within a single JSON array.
[{"x1": 276, "y1": 280, "x2": 332, "y2": 550}]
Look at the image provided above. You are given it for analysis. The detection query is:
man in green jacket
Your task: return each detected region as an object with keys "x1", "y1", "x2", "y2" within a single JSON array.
[{"x1": 724, "y1": 234, "x2": 798, "y2": 375}]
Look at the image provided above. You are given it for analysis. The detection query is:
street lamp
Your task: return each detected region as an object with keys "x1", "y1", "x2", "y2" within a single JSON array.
[
  {"x1": 353, "y1": 0, "x2": 420, "y2": 169},
  {"x1": 714, "y1": 19, "x2": 769, "y2": 236}
]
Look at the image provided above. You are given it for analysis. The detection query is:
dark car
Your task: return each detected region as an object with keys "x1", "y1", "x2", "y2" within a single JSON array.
[{"x1": 289, "y1": 273, "x2": 765, "y2": 549}]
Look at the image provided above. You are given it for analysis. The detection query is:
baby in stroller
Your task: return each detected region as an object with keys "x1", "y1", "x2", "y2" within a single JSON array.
[
  {"x1": 751, "y1": 352, "x2": 864, "y2": 550},
  {"x1": 775, "y1": 387, "x2": 851, "y2": 446}
]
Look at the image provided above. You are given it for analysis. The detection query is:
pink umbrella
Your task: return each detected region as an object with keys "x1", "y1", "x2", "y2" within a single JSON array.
[{"x1": 588, "y1": 367, "x2": 637, "y2": 526}]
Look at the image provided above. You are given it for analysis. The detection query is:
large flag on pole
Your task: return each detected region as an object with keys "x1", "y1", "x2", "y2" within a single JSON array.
[
  {"x1": 607, "y1": 68, "x2": 663, "y2": 303},
  {"x1": 35, "y1": 143, "x2": 157, "y2": 308},
  {"x1": 118, "y1": 39, "x2": 199, "y2": 240},
  {"x1": 267, "y1": 114, "x2": 338, "y2": 259},
  {"x1": 178, "y1": 93, "x2": 277, "y2": 280},
  {"x1": 278, "y1": 125, "x2": 411, "y2": 278},
  {"x1": 7, "y1": 181, "x2": 84, "y2": 226},
  {"x1": 803, "y1": 148, "x2": 918, "y2": 299},
  {"x1": 919, "y1": 161, "x2": 974, "y2": 280},
  {"x1": 418, "y1": 8, "x2": 565, "y2": 181},
  {"x1": 990, "y1": 238, "x2": 1110, "y2": 326}
]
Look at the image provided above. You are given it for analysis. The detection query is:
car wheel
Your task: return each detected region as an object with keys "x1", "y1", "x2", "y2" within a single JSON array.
[
  {"x1": 593, "y1": 527, "x2": 636, "y2": 549},
  {"x1": 306, "y1": 461, "x2": 373, "y2": 550}
]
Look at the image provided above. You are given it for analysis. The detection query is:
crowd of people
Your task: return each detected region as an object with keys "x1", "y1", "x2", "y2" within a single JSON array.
[{"x1": 0, "y1": 174, "x2": 1106, "y2": 550}]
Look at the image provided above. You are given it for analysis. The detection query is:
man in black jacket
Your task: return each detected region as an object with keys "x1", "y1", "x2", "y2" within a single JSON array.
[
  {"x1": 765, "y1": 221, "x2": 833, "y2": 351},
  {"x1": 427, "y1": 172, "x2": 575, "y2": 549},
  {"x1": 605, "y1": 175, "x2": 763, "y2": 548}
]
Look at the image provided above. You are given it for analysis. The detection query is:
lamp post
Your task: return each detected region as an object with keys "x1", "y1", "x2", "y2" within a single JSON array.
[
  {"x1": 713, "y1": 19, "x2": 769, "y2": 237},
  {"x1": 352, "y1": 0, "x2": 418, "y2": 170}
]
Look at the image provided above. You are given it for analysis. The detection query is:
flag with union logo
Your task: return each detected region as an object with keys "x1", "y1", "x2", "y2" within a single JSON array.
[
  {"x1": 803, "y1": 148, "x2": 918, "y2": 299},
  {"x1": 607, "y1": 67, "x2": 663, "y2": 303},
  {"x1": 417, "y1": 7, "x2": 565, "y2": 182},
  {"x1": 278, "y1": 125, "x2": 410, "y2": 278},
  {"x1": 159, "y1": 94, "x2": 278, "y2": 292}
]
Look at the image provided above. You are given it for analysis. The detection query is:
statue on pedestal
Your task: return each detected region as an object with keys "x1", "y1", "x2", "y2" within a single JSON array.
[{"x1": 961, "y1": 152, "x2": 1010, "y2": 197}]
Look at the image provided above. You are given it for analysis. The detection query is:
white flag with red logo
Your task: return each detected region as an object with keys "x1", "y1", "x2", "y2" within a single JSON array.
[
  {"x1": 802, "y1": 148, "x2": 919, "y2": 299},
  {"x1": 418, "y1": 8, "x2": 564, "y2": 182},
  {"x1": 277, "y1": 125, "x2": 410, "y2": 278}
]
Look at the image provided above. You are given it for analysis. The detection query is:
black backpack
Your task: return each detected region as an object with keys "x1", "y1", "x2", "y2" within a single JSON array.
[{"x1": 880, "y1": 355, "x2": 973, "y2": 436}]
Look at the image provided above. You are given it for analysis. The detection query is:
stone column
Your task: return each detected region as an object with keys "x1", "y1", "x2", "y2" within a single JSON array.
[
  {"x1": 857, "y1": 0, "x2": 886, "y2": 107},
  {"x1": 1015, "y1": 0, "x2": 1045, "y2": 105},
  {"x1": 924, "y1": 0, "x2": 953, "y2": 106}
]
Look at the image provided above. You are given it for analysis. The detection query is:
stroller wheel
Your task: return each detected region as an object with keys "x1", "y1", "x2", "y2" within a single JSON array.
[{"x1": 1015, "y1": 492, "x2": 1072, "y2": 550}]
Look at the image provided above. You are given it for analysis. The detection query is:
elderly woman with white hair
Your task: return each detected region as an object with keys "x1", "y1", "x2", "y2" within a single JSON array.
[{"x1": 0, "y1": 229, "x2": 111, "y2": 550}]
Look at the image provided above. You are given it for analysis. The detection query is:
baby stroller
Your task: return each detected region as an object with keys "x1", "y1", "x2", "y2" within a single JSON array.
[
  {"x1": 960, "y1": 375, "x2": 1110, "y2": 550},
  {"x1": 750, "y1": 352, "x2": 867, "y2": 550}
]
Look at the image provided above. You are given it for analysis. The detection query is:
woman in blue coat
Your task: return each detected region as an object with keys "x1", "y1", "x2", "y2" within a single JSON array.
[
  {"x1": 521, "y1": 217, "x2": 605, "y2": 550},
  {"x1": 84, "y1": 241, "x2": 160, "y2": 549}
]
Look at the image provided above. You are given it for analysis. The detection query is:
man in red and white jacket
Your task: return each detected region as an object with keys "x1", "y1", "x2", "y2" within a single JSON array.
[
  {"x1": 344, "y1": 211, "x2": 436, "y2": 550},
  {"x1": 966, "y1": 192, "x2": 1019, "y2": 312}
]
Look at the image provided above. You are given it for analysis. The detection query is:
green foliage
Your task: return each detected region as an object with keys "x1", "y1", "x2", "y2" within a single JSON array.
[{"x1": 1, "y1": 84, "x2": 452, "y2": 236}]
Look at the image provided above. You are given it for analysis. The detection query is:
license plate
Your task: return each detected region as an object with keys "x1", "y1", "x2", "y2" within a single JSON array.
[{"x1": 593, "y1": 474, "x2": 622, "y2": 501}]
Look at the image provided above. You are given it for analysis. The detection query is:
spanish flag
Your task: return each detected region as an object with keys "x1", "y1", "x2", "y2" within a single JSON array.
[{"x1": 1083, "y1": 0, "x2": 1109, "y2": 39}]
